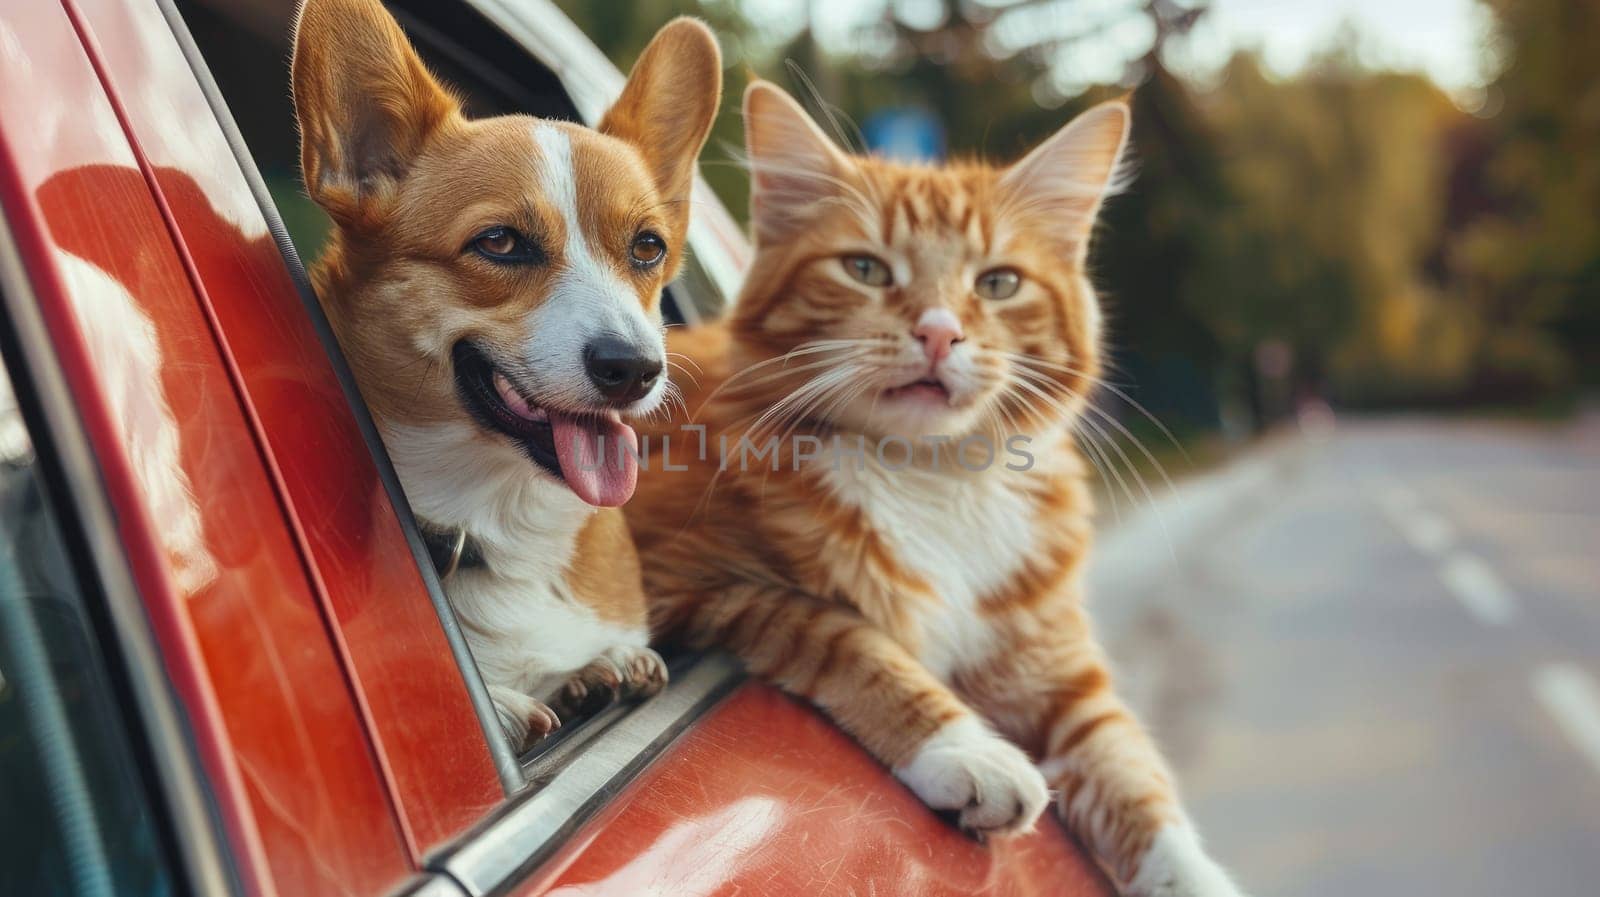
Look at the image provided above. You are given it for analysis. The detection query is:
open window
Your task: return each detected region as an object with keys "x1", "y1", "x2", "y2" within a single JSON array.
[
  {"x1": 162, "y1": 2, "x2": 743, "y2": 880},
  {"x1": 169, "y1": 0, "x2": 712, "y2": 754}
]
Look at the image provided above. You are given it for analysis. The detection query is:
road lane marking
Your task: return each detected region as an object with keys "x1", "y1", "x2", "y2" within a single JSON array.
[
  {"x1": 1439, "y1": 553, "x2": 1518, "y2": 625},
  {"x1": 1373, "y1": 486, "x2": 1416, "y2": 518},
  {"x1": 1378, "y1": 482, "x2": 1419, "y2": 511},
  {"x1": 1372, "y1": 485, "x2": 1456, "y2": 557},
  {"x1": 1372, "y1": 486, "x2": 1519, "y2": 627},
  {"x1": 1534, "y1": 664, "x2": 1600, "y2": 780},
  {"x1": 1399, "y1": 508, "x2": 1456, "y2": 557}
]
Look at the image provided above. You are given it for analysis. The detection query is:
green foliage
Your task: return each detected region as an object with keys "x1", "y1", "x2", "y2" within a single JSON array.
[
  {"x1": 1463, "y1": 0, "x2": 1600, "y2": 388},
  {"x1": 556, "y1": 0, "x2": 1597, "y2": 422}
]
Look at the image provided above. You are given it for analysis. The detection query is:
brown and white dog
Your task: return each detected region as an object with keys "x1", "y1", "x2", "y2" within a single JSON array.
[{"x1": 291, "y1": 0, "x2": 721, "y2": 748}]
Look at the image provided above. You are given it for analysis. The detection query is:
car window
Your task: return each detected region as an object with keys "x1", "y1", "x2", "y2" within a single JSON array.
[
  {"x1": 0, "y1": 357, "x2": 180, "y2": 897},
  {"x1": 169, "y1": 0, "x2": 735, "y2": 765},
  {"x1": 161, "y1": 4, "x2": 746, "y2": 889},
  {"x1": 176, "y1": 0, "x2": 643, "y2": 744}
]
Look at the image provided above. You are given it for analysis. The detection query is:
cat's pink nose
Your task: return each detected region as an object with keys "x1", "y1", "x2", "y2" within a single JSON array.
[{"x1": 914, "y1": 308, "x2": 964, "y2": 366}]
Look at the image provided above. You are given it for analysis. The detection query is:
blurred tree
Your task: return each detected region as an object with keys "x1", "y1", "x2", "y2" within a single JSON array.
[
  {"x1": 1196, "y1": 52, "x2": 1478, "y2": 409},
  {"x1": 556, "y1": 0, "x2": 1595, "y2": 427},
  {"x1": 1455, "y1": 0, "x2": 1599, "y2": 393}
]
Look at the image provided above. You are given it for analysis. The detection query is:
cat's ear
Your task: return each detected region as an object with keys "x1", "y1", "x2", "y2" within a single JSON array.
[
  {"x1": 600, "y1": 18, "x2": 723, "y2": 210},
  {"x1": 743, "y1": 80, "x2": 851, "y2": 245},
  {"x1": 999, "y1": 100, "x2": 1131, "y2": 259},
  {"x1": 292, "y1": 0, "x2": 461, "y2": 230}
]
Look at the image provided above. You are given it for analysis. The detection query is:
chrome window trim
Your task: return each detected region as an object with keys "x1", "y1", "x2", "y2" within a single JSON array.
[
  {"x1": 431, "y1": 653, "x2": 744, "y2": 896},
  {"x1": 0, "y1": 190, "x2": 235, "y2": 895},
  {"x1": 391, "y1": 873, "x2": 472, "y2": 897}
]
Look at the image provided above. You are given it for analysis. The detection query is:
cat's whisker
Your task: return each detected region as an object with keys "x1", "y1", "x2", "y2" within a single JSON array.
[
  {"x1": 1007, "y1": 376, "x2": 1143, "y2": 513},
  {"x1": 1071, "y1": 408, "x2": 1174, "y2": 558},
  {"x1": 978, "y1": 380, "x2": 1122, "y2": 520},
  {"x1": 722, "y1": 357, "x2": 863, "y2": 393},
  {"x1": 666, "y1": 356, "x2": 701, "y2": 390},
  {"x1": 1008, "y1": 370, "x2": 1177, "y2": 554},
  {"x1": 994, "y1": 351, "x2": 1189, "y2": 463},
  {"x1": 972, "y1": 375, "x2": 1040, "y2": 438},
  {"x1": 666, "y1": 350, "x2": 703, "y2": 376},
  {"x1": 715, "y1": 339, "x2": 891, "y2": 433},
  {"x1": 993, "y1": 392, "x2": 1028, "y2": 442},
  {"x1": 742, "y1": 366, "x2": 858, "y2": 446},
  {"x1": 753, "y1": 372, "x2": 872, "y2": 494},
  {"x1": 1072, "y1": 426, "x2": 1124, "y2": 523},
  {"x1": 798, "y1": 374, "x2": 874, "y2": 444},
  {"x1": 733, "y1": 339, "x2": 887, "y2": 378},
  {"x1": 695, "y1": 345, "x2": 871, "y2": 415},
  {"x1": 768, "y1": 369, "x2": 865, "y2": 445},
  {"x1": 1060, "y1": 389, "x2": 1179, "y2": 501}
]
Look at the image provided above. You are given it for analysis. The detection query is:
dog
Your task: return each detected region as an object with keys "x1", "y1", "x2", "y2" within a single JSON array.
[{"x1": 291, "y1": 0, "x2": 722, "y2": 748}]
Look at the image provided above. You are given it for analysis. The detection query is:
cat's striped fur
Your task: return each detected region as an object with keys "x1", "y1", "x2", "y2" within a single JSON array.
[{"x1": 626, "y1": 81, "x2": 1244, "y2": 896}]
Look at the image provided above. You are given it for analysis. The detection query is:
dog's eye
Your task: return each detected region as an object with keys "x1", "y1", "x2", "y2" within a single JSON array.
[
  {"x1": 469, "y1": 227, "x2": 539, "y2": 263},
  {"x1": 630, "y1": 232, "x2": 666, "y2": 267},
  {"x1": 975, "y1": 267, "x2": 1022, "y2": 301},
  {"x1": 842, "y1": 255, "x2": 893, "y2": 287}
]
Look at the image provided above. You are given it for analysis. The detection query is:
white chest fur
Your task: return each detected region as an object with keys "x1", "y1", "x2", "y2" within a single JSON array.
[
  {"x1": 821, "y1": 458, "x2": 1038, "y2": 679},
  {"x1": 383, "y1": 422, "x2": 647, "y2": 700}
]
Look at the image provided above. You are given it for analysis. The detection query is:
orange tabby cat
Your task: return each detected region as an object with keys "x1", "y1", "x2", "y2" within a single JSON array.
[{"x1": 627, "y1": 81, "x2": 1244, "y2": 897}]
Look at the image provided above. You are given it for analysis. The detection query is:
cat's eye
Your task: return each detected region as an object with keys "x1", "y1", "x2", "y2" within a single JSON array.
[
  {"x1": 975, "y1": 267, "x2": 1022, "y2": 301},
  {"x1": 630, "y1": 231, "x2": 667, "y2": 267},
  {"x1": 842, "y1": 255, "x2": 893, "y2": 287},
  {"x1": 469, "y1": 227, "x2": 540, "y2": 264}
]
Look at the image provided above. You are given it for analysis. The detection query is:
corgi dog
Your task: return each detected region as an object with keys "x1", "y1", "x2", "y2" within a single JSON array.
[{"x1": 290, "y1": 0, "x2": 722, "y2": 748}]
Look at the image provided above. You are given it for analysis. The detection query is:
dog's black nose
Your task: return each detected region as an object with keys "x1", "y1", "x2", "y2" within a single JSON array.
[{"x1": 584, "y1": 336, "x2": 662, "y2": 404}]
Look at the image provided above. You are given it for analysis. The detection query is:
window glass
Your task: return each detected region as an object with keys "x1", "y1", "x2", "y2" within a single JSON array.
[{"x1": 0, "y1": 358, "x2": 180, "y2": 896}]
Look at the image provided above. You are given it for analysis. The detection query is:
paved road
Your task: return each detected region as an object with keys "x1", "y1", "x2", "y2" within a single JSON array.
[{"x1": 1088, "y1": 410, "x2": 1600, "y2": 897}]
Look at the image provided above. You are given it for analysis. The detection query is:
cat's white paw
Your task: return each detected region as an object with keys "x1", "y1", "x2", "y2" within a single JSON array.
[
  {"x1": 893, "y1": 716, "x2": 1050, "y2": 837},
  {"x1": 1127, "y1": 823, "x2": 1247, "y2": 897}
]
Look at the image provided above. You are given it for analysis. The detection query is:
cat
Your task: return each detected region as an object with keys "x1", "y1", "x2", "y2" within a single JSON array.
[{"x1": 625, "y1": 79, "x2": 1245, "y2": 897}]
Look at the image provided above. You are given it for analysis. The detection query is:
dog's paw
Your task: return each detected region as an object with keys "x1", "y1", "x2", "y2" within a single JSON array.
[
  {"x1": 610, "y1": 644, "x2": 668, "y2": 700},
  {"x1": 552, "y1": 645, "x2": 668, "y2": 718},
  {"x1": 491, "y1": 686, "x2": 561, "y2": 751},
  {"x1": 1126, "y1": 824, "x2": 1247, "y2": 897},
  {"x1": 893, "y1": 716, "x2": 1050, "y2": 838}
]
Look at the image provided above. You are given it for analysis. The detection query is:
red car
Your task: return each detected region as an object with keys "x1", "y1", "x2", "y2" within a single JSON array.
[{"x1": 0, "y1": 2, "x2": 1112, "y2": 895}]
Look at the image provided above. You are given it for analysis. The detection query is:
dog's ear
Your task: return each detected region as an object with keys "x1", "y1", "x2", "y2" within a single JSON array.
[
  {"x1": 599, "y1": 18, "x2": 723, "y2": 213},
  {"x1": 292, "y1": 0, "x2": 460, "y2": 229}
]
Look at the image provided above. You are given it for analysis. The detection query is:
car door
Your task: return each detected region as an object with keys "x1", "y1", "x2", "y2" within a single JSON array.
[
  {"x1": 0, "y1": 3, "x2": 421, "y2": 895},
  {"x1": 39, "y1": 2, "x2": 1117, "y2": 895},
  {"x1": 65, "y1": 0, "x2": 513, "y2": 859}
]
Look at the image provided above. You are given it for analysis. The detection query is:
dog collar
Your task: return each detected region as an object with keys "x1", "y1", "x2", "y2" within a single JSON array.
[{"x1": 417, "y1": 520, "x2": 486, "y2": 579}]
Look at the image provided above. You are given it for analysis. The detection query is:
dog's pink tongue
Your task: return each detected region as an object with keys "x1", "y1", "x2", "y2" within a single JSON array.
[{"x1": 550, "y1": 412, "x2": 638, "y2": 507}]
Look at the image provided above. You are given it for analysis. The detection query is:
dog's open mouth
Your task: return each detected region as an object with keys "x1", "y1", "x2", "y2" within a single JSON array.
[{"x1": 453, "y1": 342, "x2": 639, "y2": 507}]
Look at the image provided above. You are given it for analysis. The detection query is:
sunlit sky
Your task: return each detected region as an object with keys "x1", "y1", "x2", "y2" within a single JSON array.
[
  {"x1": 1170, "y1": 0, "x2": 1497, "y2": 91},
  {"x1": 738, "y1": 0, "x2": 1499, "y2": 103}
]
